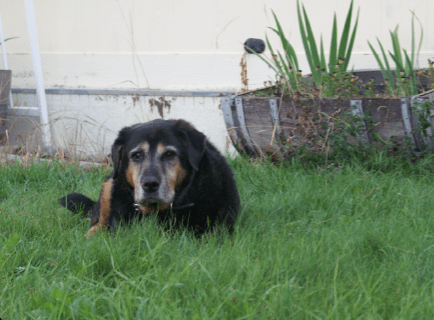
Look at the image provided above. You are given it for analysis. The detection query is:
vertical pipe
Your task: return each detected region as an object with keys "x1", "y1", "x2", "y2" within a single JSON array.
[
  {"x1": 23, "y1": 0, "x2": 52, "y2": 150},
  {"x1": 0, "y1": 11, "x2": 14, "y2": 108},
  {"x1": 0, "y1": 12, "x2": 8, "y2": 69}
]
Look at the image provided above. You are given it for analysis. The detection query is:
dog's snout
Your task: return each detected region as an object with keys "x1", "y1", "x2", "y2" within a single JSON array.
[{"x1": 141, "y1": 176, "x2": 160, "y2": 193}]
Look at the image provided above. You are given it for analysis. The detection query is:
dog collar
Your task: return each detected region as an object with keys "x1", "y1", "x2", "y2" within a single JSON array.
[
  {"x1": 133, "y1": 203, "x2": 141, "y2": 212},
  {"x1": 133, "y1": 201, "x2": 195, "y2": 213},
  {"x1": 172, "y1": 203, "x2": 195, "y2": 210}
]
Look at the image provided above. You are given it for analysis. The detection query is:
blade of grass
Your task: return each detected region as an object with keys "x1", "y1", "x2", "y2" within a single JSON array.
[{"x1": 2, "y1": 37, "x2": 19, "y2": 43}]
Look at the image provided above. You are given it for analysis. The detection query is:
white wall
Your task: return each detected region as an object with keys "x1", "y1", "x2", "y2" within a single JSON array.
[
  {"x1": 1, "y1": 0, "x2": 433, "y2": 91},
  {"x1": 9, "y1": 90, "x2": 235, "y2": 158},
  {"x1": 1, "y1": 0, "x2": 434, "y2": 158}
]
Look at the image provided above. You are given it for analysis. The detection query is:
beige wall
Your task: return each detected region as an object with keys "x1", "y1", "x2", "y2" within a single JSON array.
[{"x1": 1, "y1": 0, "x2": 433, "y2": 90}]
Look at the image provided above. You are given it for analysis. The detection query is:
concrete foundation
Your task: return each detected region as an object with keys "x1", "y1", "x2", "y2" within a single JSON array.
[{"x1": 5, "y1": 88, "x2": 237, "y2": 160}]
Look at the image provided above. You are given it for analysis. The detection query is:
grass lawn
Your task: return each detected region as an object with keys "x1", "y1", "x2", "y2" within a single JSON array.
[{"x1": 2, "y1": 155, "x2": 434, "y2": 319}]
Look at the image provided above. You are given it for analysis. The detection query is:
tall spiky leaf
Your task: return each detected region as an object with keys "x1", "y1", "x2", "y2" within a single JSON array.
[
  {"x1": 368, "y1": 41, "x2": 388, "y2": 81},
  {"x1": 320, "y1": 35, "x2": 327, "y2": 71},
  {"x1": 278, "y1": 51, "x2": 298, "y2": 87},
  {"x1": 329, "y1": 14, "x2": 338, "y2": 73},
  {"x1": 269, "y1": 26, "x2": 297, "y2": 70},
  {"x1": 390, "y1": 27, "x2": 404, "y2": 71},
  {"x1": 300, "y1": 3, "x2": 322, "y2": 83},
  {"x1": 403, "y1": 49, "x2": 417, "y2": 95},
  {"x1": 411, "y1": 13, "x2": 415, "y2": 66},
  {"x1": 264, "y1": 34, "x2": 284, "y2": 75},
  {"x1": 389, "y1": 52, "x2": 405, "y2": 75},
  {"x1": 377, "y1": 38, "x2": 395, "y2": 88},
  {"x1": 337, "y1": 0, "x2": 354, "y2": 67},
  {"x1": 343, "y1": 8, "x2": 359, "y2": 71},
  {"x1": 244, "y1": 34, "x2": 280, "y2": 77},
  {"x1": 302, "y1": 5, "x2": 321, "y2": 69},
  {"x1": 297, "y1": 0, "x2": 315, "y2": 80},
  {"x1": 409, "y1": 10, "x2": 424, "y2": 70},
  {"x1": 271, "y1": 11, "x2": 299, "y2": 69}
]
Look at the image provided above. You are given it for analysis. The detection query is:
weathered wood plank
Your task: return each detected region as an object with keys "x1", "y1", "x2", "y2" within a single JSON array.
[{"x1": 224, "y1": 96, "x2": 425, "y2": 156}]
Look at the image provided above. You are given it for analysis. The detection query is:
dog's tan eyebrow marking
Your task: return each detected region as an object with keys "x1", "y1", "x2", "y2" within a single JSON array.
[
  {"x1": 129, "y1": 142, "x2": 150, "y2": 156},
  {"x1": 157, "y1": 143, "x2": 177, "y2": 156}
]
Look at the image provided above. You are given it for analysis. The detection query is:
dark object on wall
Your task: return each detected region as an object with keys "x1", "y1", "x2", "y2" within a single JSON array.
[{"x1": 244, "y1": 38, "x2": 266, "y2": 54}]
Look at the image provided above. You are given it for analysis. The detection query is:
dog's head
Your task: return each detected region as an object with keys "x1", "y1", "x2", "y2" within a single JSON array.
[{"x1": 111, "y1": 119, "x2": 206, "y2": 213}]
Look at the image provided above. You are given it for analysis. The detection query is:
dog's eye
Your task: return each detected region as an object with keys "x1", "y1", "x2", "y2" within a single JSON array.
[
  {"x1": 162, "y1": 150, "x2": 176, "y2": 160},
  {"x1": 131, "y1": 151, "x2": 144, "y2": 161}
]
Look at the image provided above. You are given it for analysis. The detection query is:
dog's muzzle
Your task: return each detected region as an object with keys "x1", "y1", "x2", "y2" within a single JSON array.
[
  {"x1": 133, "y1": 169, "x2": 197, "y2": 213},
  {"x1": 134, "y1": 174, "x2": 174, "y2": 205}
]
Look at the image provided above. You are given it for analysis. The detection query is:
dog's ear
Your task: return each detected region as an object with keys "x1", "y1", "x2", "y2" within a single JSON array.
[
  {"x1": 175, "y1": 120, "x2": 206, "y2": 171},
  {"x1": 111, "y1": 126, "x2": 130, "y2": 179}
]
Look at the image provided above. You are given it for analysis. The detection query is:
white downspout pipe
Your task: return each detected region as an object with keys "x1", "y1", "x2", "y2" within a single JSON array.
[
  {"x1": 23, "y1": 0, "x2": 52, "y2": 151},
  {"x1": 0, "y1": 11, "x2": 14, "y2": 109}
]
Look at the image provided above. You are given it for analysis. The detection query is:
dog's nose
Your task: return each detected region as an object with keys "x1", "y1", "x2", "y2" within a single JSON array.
[{"x1": 142, "y1": 176, "x2": 160, "y2": 193}]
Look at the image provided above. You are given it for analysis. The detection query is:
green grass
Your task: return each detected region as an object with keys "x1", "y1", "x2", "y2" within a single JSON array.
[{"x1": 2, "y1": 156, "x2": 434, "y2": 319}]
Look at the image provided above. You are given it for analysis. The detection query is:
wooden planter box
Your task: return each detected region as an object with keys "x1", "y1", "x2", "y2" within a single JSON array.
[{"x1": 222, "y1": 89, "x2": 434, "y2": 157}]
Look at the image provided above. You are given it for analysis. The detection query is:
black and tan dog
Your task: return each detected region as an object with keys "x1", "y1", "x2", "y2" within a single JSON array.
[{"x1": 59, "y1": 119, "x2": 240, "y2": 237}]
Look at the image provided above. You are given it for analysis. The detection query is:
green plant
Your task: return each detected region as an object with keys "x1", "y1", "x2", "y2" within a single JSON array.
[
  {"x1": 413, "y1": 99, "x2": 434, "y2": 138},
  {"x1": 297, "y1": 0, "x2": 359, "y2": 85},
  {"x1": 319, "y1": 71, "x2": 377, "y2": 98},
  {"x1": 246, "y1": 0, "x2": 359, "y2": 93},
  {"x1": 270, "y1": 97, "x2": 417, "y2": 165},
  {"x1": 274, "y1": 101, "x2": 369, "y2": 163},
  {"x1": 0, "y1": 37, "x2": 18, "y2": 46},
  {"x1": 247, "y1": 24, "x2": 302, "y2": 92},
  {"x1": 267, "y1": 10, "x2": 302, "y2": 90},
  {"x1": 424, "y1": 58, "x2": 434, "y2": 90},
  {"x1": 368, "y1": 11, "x2": 423, "y2": 96}
]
